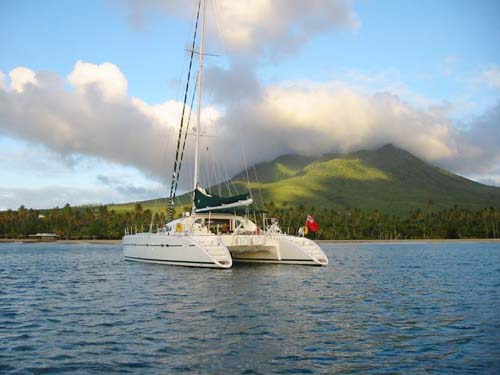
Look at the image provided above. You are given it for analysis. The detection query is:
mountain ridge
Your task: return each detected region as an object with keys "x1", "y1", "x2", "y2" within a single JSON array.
[{"x1": 111, "y1": 144, "x2": 500, "y2": 215}]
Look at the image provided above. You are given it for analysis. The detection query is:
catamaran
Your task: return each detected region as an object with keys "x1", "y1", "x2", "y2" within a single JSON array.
[{"x1": 122, "y1": 0, "x2": 328, "y2": 268}]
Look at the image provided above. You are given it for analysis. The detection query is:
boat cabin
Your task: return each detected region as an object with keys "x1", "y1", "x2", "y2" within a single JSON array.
[{"x1": 164, "y1": 213, "x2": 259, "y2": 235}]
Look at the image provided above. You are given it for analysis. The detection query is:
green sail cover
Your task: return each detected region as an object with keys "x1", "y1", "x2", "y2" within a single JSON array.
[{"x1": 194, "y1": 187, "x2": 251, "y2": 211}]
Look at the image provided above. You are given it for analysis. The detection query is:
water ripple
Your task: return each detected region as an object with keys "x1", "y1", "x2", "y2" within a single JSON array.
[{"x1": 0, "y1": 242, "x2": 499, "y2": 374}]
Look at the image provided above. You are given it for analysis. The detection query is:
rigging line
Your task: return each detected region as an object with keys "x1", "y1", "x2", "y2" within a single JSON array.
[
  {"x1": 217, "y1": 0, "x2": 252, "y2": 199},
  {"x1": 218, "y1": 151, "x2": 233, "y2": 195},
  {"x1": 202, "y1": 143, "x2": 209, "y2": 189},
  {"x1": 206, "y1": 139, "x2": 219, "y2": 194},
  {"x1": 210, "y1": 0, "x2": 245, "y2": 198},
  {"x1": 218, "y1": 167, "x2": 225, "y2": 196},
  {"x1": 209, "y1": 0, "x2": 230, "y2": 196},
  {"x1": 171, "y1": 80, "x2": 196, "y2": 212},
  {"x1": 211, "y1": 0, "x2": 229, "y2": 56},
  {"x1": 169, "y1": 0, "x2": 200, "y2": 196},
  {"x1": 165, "y1": 3, "x2": 195, "y2": 185},
  {"x1": 149, "y1": 18, "x2": 191, "y2": 229},
  {"x1": 223, "y1": 164, "x2": 235, "y2": 194},
  {"x1": 170, "y1": 0, "x2": 200, "y2": 187},
  {"x1": 206, "y1": 135, "x2": 215, "y2": 192},
  {"x1": 217, "y1": 147, "x2": 231, "y2": 196},
  {"x1": 192, "y1": 0, "x2": 206, "y2": 212},
  {"x1": 212, "y1": 0, "x2": 251, "y2": 198},
  {"x1": 252, "y1": 163, "x2": 265, "y2": 210},
  {"x1": 215, "y1": 162, "x2": 222, "y2": 196},
  {"x1": 177, "y1": 159, "x2": 193, "y2": 209},
  {"x1": 171, "y1": 73, "x2": 198, "y2": 203},
  {"x1": 205, "y1": 131, "x2": 212, "y2": 189},
  {"x1": 218, "y1": 155, "x2": 227, "y2": 196},
  {"x1": 167, "y1": 0, "x2": 202, "y2": 221},
  {"x1": 208, "y1": 145, "x2": 215, "y2": 191},
  {"x1": 222, "y1": 98, "x2": 249, "y2": 198},
  {"x1": 213, "y1": 131, "x2": 234, "y2": 195},
  {"x1": 211, "y1": 146, "x2": 224, "y2": 196},
  {"x1": 238, "y1": 130, "x2": 252, "y2": 199},
  {"x1": 205, "y1": 108, "x2": 228, "y2": 196},
  {"x1": 204, "y1": 138, "x2": 212, "y2": 191},
  {"x1": 185, "y1": 49, "x2": 220, "y2": 57},
  {"x1": 211, "y1": 153, "x2": 216, "y2": 193},
  {"x1": 207, "y1": 120, "x2": 234, "y2": 196}
]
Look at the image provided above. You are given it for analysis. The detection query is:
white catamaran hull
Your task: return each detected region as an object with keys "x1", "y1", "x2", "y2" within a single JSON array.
[
  {"x1": 123, "y1": 232, "x2": 328, "y2": 268},
  {"x1": 224, "y1": 234, "x2": 328, "y2": 266},
  {"x1": 123, "y1": 233, "x2": 232, "y2": 268}
]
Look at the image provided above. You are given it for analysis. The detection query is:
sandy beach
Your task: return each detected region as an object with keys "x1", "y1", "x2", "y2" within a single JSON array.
[{"x1": 0, "y1": 239, "x2": 122, "y2": 244}]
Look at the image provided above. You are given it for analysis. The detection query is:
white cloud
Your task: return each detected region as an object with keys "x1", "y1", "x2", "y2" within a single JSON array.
[
  {"x1": 208, "y1": 71, "x2": 500, "y2": 177},
  {"x1": 1, "y1": 61, "x2": 499, "y2": 195},
  {"x1": 209, "y1": 0, "x2": 360, "y2": 57},
  {"x1": 0, "y1": 71, "x2": 5, "y2": 90},
  {"x1": 131, "y1": 97, "x2": 186, "y2": 128},
  {"x1": 9, "y1": 67, "x2": 38, "y2": 93},
  {"x1": 96, "y1": 174, "x2": 165, "y2": 200},
  {"x1": 471, "y1": 176, "x2": 500, "y2": 187},
  {"x1": 481, "y1": 66, "x2": 500, "y2": 88},
  {"x1": 67, "y1": 60, "x2": 128, "y2": 100},
  {"x1": 219, "y1": 83, "x2": 459, "y2": 162},
  {"x1": 0, "y1": 61, "x2": 218, "y2": 186},
  {"x1": 0, "y1": 184, "x2": 163, "y2": 210},
  {"x1": 119, "y1": 0, "x2": 359, "y2": 59}
]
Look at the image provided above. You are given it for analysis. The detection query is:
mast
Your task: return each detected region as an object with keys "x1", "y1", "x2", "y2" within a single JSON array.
[{"x1": 193, "y1": 0, "x2": 205, "y2": 212}]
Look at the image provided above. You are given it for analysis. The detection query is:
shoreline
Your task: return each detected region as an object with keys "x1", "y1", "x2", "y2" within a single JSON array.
[
  {"x1": 1, "y1": 238, "x2": 499, "y2": 244},
  {"x1": 316, "y1": 238, "x2": 500, "y2": 243},
  {"x1": 0, "y1": 239, "x2": 122, "y2": 244}
]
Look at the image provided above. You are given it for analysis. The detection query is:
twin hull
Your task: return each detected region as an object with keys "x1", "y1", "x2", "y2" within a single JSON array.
[{"x1": 123, "y1": 233, "x2": 328, "y2": 269}]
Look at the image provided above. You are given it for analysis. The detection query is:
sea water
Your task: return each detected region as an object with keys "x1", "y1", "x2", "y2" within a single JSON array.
[{"x1": 1, "y1": 242, "x2": 499, "y2": 374}]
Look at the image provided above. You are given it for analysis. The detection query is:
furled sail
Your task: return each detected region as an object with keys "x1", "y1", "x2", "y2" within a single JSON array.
[{"x1": 194, "y1": 186, "x2": 253, "y2": 212}]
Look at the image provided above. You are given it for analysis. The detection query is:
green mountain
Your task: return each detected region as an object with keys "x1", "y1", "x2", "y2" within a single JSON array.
[{"x1": 111, "y1": 144, "x2": 500, "y2": 215}]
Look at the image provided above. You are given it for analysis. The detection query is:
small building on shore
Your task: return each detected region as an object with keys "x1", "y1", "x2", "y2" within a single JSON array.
[{"x1": 28, "y1": 233, "x2": 60, "y2": 242}]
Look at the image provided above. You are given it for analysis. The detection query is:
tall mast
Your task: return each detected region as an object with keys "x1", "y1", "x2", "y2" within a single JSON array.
[{"x1": 193, "y1": 0, "x2": 205, "y2": 212}]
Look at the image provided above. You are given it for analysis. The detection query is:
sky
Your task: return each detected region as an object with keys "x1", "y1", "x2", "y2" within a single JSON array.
[{"x1": 1, "y1": 0, "x2": 499, "y2": 210}]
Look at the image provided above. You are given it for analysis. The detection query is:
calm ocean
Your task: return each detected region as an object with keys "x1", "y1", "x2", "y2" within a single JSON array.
[{"x1": 1, "y1": 242, "x2": 499, "y2": 374}]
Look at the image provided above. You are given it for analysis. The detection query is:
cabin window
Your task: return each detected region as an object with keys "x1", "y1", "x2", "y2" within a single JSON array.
[{"x1": 207, "y1": 218, "x2": 231, "y2": 234}]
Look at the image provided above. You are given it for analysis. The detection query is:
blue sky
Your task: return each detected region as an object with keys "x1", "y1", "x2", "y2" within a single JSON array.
[
  {"x1": 1, "y1": 0, "x2": 499, "y2": 209},
  {"x1": 0, "y1": 0, "x2": 188, "y2": 102}
]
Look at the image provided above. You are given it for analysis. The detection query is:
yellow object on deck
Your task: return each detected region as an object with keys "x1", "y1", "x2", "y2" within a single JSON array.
[{"x1": 176, "y1": 223, "x2": 184, "y2": 233}]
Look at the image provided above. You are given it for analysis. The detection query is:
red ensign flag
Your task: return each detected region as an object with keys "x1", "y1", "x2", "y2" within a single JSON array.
[{"x1": 306, "y1": 214, "x2": 319, "y2": 232}]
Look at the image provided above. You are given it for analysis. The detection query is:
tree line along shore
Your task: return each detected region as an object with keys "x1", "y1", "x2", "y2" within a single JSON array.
[{"x1": 1, "y1": 203, "x2": 499, "y2": 241}]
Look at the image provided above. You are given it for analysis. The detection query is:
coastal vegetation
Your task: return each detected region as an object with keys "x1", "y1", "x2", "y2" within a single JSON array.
[
  {"x1": 2, "y1": 145, "x2": 499, "y2": 241},
  {"x1": 1, "y1": 203, "x2": 499, "y2": 240}
]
